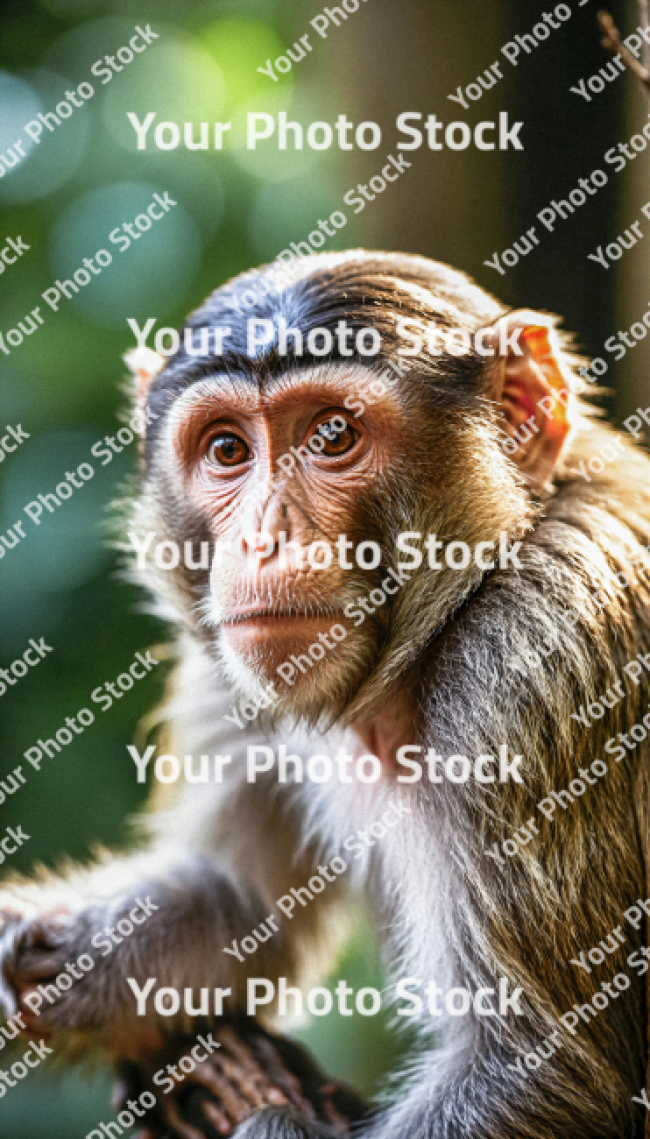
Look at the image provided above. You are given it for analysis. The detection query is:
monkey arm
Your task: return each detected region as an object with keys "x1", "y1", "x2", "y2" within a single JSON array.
[{"x1": 0, "y1": 769, "x2": 344, "y2": 1044}]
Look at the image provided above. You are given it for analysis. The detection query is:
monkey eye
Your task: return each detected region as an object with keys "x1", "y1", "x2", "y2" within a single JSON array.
[
  {"x1": 318, "y1": 423, "x2": 360, "y2": 457},
  {"x1": 206, "y1": 433, "x2": 250, "y2": 468}
]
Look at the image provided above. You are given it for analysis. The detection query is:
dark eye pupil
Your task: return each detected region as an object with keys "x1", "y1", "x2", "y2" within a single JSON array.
[
  {"x1": 208, "y1": 434, "x2": 248, "y2": 467},
  {"x1": 322, "y1": 425, "x2": 356, "y2": 455}
]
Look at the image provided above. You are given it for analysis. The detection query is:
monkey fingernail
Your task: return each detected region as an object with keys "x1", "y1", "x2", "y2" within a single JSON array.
[
  {"x1": 202, "y1": 1099, "x2": 234, "y2": 1135},
  {"x1": 267, "y1": 1088, "x2": 290, "y2": 1106},
  {"x1": 251, "y1": 1039, "x2": 315, "y2": 1116}
]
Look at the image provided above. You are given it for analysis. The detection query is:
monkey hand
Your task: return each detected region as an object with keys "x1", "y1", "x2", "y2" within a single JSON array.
[
  {"x1": 0, "y1": 893, "x2": 153, "y2": 1043},
  {"x1": 113, "y1": 1020, "x2": 370, "y2": 1139},
  {"x1": 0, "y1": 889, "x2": 78, "y2": 1024}
]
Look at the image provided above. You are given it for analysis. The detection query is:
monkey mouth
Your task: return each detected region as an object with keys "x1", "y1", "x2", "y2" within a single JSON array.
[{"x1": 224, "y1": 605, "x2": 344, "y2": 625}]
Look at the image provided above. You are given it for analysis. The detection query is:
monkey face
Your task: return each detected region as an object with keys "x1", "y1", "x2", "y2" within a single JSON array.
[
  {"x1": 155, "y1": 364, "x2": 402, "y2": 721},
  {"x1": 133, "y1": 253, "x2": 566, "y2": 726}
]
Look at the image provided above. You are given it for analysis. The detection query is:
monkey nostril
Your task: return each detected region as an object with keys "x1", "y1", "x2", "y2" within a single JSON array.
[{"x1": 254, "y1": 533, "x2": 273, "y2": 552}]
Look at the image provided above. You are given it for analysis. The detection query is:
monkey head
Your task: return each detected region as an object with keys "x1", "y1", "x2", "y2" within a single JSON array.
[{"x1": 127, "y1": 251, "x2": 577, "y2": 728}]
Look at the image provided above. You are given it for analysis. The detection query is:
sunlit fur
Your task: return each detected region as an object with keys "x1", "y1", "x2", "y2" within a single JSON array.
[{"x1": 0, "y1": 251, "x2": 649, "y2": 1139}]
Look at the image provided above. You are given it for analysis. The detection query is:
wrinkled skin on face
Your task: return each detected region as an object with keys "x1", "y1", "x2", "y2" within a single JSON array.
[{"x1": 172, "y1": 368, "x2": 398, "y2": 690}]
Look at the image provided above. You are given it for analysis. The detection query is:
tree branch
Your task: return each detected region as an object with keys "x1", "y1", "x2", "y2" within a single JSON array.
[
  {"x1": 598, "y1": 8, "x2": 650, "y2": 94},
  {"x1": 641, "y1": 0, "x2": 650, "y2": 74}
]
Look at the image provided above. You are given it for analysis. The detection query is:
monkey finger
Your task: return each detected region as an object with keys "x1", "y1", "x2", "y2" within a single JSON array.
[
  {"x1": 6, "y1": 943, "x2": 69, "y2": 990},
  {"x1": 209, "y1": 1064, "x2": 281, "y2": 1111},
  {"x1": 248, "y1": 1034, "x2": 306, "y2": 1091},
  {"x1": 0, "y1": 897, "x2": 41, "y2": 929},
  {"x1": 162, "y1": 1098, "x2": 208, "y2": 1139},
  {"x1": 200, "y1": 1050, "x2": 276, "y2": 1108},
  {"x1": 188, "y1": 1061, "x2": 260, "y2": 1122},
  {"x1": 213, "y1": 1027, "x2": 263, "y2": 1074},
  {"x1": 249, "y1": 1036, "x2": 317, "y2": 1119},
  {"x1": 220, "y1": 1066, "x2": 291, "y2": 1112},
  {"x1": 202, "y1": 1098, "x2": 236, "y2": 1136},
  {"x1": 320, "y1": 1093, "x2": 351, "y2": 1135},
  {"x1": 186, "y1": 1052, "x2": 292, "y2": 1123},
  {"x1": 12, "y1": 952, "x2": 67, "y2": 984},
  {"x1": 250, "y1": 1034, "x2": 305, "y2": 1095},
  {"x1": 181, "y1": 1029, "x2": 291, "y2": 1113},
  {"x1": 17, "y1": 934, "x2": 67, "y2": 960},
  {"x1": 264, "y1": 1088, "x2": 292, "y2": 1108},
  {"x1": 6, "y1": 921, "x2": 70, "y2": 984},
  {"x1": 16, "y1": 986, "x2": 52, "y2": 1028},
  {"x1": 22, "y1": 913, "x2": 70, "y2": 947}
]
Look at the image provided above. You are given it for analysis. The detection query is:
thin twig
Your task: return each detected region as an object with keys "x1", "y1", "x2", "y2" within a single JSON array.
[
  {"x1": 598, "y1": 9, "x2": 650, "y2": 93},
  {"x1": 640, "y1": 0, "x2": 650, "y2": 75}
]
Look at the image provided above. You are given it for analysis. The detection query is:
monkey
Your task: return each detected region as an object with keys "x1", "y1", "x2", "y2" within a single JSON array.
[{"x1": 1, "y1": 248, "x2": 650, "y2": 1139}]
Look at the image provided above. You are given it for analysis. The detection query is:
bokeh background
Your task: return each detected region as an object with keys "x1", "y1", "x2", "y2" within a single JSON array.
[{"x1": 0, "y1": 0, "x2": 647, "y2": 1133}]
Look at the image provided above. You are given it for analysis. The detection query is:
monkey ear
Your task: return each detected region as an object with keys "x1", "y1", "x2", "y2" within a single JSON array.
[
  {"x1": 486, "y1": 311, "x2": 573, "y2": 492},
  {"x1": 123, "y1": 346, "x2": 165, "y2": 411}
]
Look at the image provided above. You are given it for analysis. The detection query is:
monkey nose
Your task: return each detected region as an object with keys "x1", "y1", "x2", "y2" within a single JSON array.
[{"x1": 244, "y1": 530, "x2": 273, "y2": 552}]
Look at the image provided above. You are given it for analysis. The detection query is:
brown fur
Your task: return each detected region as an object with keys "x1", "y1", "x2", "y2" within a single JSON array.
[{"x1": 0, "y1": 251, "x2": 648, "y2": 1138}]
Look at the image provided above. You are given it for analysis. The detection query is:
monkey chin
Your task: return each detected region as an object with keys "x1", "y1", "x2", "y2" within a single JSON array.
[{"x1": 217, "y1": 616, "x2": 375, "y2": 729}]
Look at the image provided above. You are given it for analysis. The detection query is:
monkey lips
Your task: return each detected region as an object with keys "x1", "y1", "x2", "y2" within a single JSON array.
[{"x1": 221, "y1": 599, "x2": 348, "y2": 675}]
